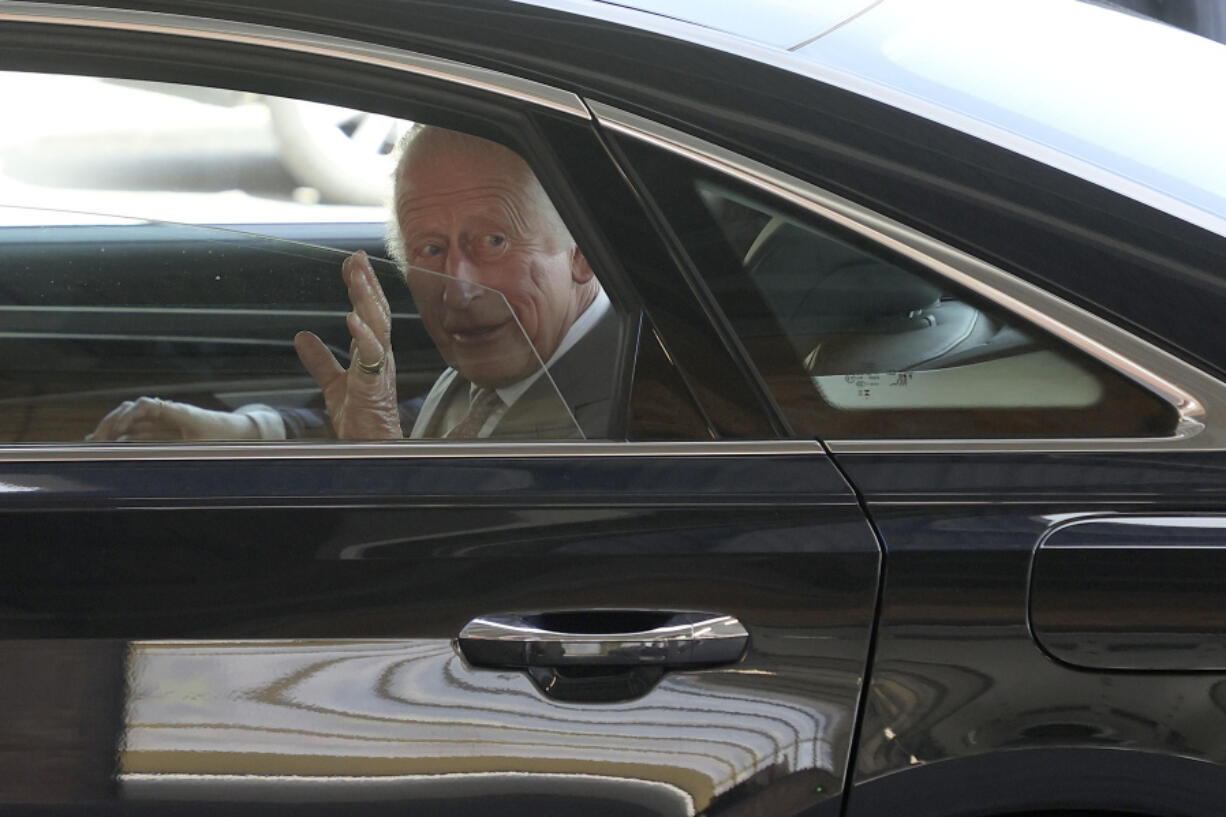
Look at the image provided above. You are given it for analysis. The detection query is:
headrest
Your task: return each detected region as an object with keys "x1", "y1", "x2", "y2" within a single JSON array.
[{"x1": 744, "y1": 218, "x2": 942, "y2": 333}]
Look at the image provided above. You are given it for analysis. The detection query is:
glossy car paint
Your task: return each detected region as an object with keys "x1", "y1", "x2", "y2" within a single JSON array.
[
  {"x1": 794, "y1": 0, "x2": 1226, "y2": 231},
  {"x1": 0, "y1": 447, "x2": 880, "y2": 813},
  {"x1": 588, "y1": 0, "x2": 880, "y2": 50},
  {"x1": 1, "y1": 1, "x2": 1225, "y2": 815},
  {"x1": 839, "y1": 451, "x2": 1226, "y2": 816},
  {"x1": 1032, "y1": 515, "x2": 1226, "y2": 671}
]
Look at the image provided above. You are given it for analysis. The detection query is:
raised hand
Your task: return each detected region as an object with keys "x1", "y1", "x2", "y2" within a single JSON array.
[{"x1": 293, "y1": 250, "x2": 403, "y2": 440}]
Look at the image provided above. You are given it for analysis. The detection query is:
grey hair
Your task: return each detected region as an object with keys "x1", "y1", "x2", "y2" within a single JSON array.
[
  {"x1": 383, "y1": 125, "x2": 574, "y2": 274},
  {"x1": 383, "y1": 124, "x2": 430, "y2": 273}
]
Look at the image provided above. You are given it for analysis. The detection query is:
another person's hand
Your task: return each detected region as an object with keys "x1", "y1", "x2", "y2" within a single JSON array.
[
  {"x1": 294, "y1": 251, "x2": 403, "y2": 440},
  {"x1": 86, "y1": 398, "x2": 261, "y2": 441}
]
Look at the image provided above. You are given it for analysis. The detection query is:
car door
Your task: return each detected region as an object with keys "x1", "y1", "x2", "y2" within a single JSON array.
[
  {"x1": 0, "y1": 7, "x2": 881, "y2": 816},
  {"x1": 603, "y1": 104, "x2": 1226, "y2": 817}
]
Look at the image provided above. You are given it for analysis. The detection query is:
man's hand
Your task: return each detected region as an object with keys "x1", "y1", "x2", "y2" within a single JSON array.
[
  {"x1": 294, "y1": 250, "x2": 403, "y2": 440},
  {"x1": 86, "y1": 398, "x2": 261, "y2": 441}
]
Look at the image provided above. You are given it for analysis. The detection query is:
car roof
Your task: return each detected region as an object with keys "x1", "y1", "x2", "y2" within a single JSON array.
[
  {"x1": 521, "y1": 0, "x2": 1226, "y2": 238},
  {"x1": 584, "y1": 0, "x2": 880, "y2": 50},
  {"x1": 798, "y1": 0, "x2": 1226, "y2": 236}
]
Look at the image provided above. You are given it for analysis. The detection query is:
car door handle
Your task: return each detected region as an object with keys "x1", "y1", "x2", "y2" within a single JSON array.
[{"x1": 457, "y1": 610, "x2": 749, "y2": 669}]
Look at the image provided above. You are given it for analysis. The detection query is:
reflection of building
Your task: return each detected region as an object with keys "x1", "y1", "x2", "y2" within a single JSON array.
[{"x1": 120, "y1": 638, "x2": 846, "y2": 815}]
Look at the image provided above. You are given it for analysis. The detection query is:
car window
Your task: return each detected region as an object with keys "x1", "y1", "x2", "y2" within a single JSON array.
[
  {"x1": 612, "y1": 133, "x2": 1180, "y2": 439},
  {"x1": 704, "y1": 182, "x2": 1180, "y2": 438},
  {"x1": 1, "y1": 209, "x2": 585, "y2": 442},
  {"x1": 0, "y1": 72, "x2": 631, "y2": 443}
]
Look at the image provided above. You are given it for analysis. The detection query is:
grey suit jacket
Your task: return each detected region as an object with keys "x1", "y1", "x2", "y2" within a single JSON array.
[{"x1": 413, "y1": 305, "x2": 622, "y2": 440}]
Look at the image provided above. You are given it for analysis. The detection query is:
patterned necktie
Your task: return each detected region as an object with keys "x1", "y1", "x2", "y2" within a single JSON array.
[{"x1": 445, "y1": 388, "x2": 503, "y2": 439}]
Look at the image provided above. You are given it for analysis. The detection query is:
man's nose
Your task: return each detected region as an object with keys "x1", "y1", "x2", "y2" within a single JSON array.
[{"x1": 442, "y1": 253, "x2": 484, "y2": 307}]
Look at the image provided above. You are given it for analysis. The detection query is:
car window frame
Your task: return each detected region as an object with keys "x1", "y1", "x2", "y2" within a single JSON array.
[
  {"x1": 0, "y1": 6, "x2": 778, "y2": 453},
  {"x1": 591, "y1": 101, "x2": 1226, "y2": 454}
]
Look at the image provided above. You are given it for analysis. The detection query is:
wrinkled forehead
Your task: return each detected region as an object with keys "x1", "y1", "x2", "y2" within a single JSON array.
[{"x1": 401, "y1": 132, "x2": 534, "y2": 202}]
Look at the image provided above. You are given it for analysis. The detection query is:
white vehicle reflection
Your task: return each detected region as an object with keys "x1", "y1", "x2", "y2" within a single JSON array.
[{"x1": 0, "y1": 72, "x2": 411, "y2": 224}]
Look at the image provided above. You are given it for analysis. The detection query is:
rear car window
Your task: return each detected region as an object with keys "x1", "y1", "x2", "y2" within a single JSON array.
[
  {"x1": 694, "y1": 182, "x2": 1179, "y2": 439},
  {"x1": 606, "y1": 122, "x2": 1181, "y2": 440}
]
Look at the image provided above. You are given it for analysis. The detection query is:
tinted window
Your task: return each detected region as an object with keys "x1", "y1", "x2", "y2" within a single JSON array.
[{"x1": 615, "y1": 135, "x2": 1180, "y2": 439}]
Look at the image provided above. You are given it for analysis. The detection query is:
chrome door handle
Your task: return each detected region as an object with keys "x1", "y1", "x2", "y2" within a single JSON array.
[{"x1": 457, "y1": 610, "x2": 749, "y2": 669}]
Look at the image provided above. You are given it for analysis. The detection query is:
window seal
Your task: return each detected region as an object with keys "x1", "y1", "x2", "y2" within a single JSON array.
[
  {"x1": 0, "y1": 439, "x2": 824, "y2": 463},
  {"x1": 0, "y1": 1, "x2": 589, "y2": 118}
]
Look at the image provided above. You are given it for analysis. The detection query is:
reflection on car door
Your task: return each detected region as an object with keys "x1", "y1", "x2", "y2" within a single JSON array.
[{"x1": 1, "y1": 444, "x2": 879, "y2": 816}]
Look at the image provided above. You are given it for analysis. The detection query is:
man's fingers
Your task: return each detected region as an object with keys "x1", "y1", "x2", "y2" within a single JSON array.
[
  {"x1": 86, "y1": 400, "x2": 135, "y2": 441},
  {"x1": 86, "y1": 397, "x2": 172, "y2": 441},
  {"x1": 291, "y1": 251, "x2": 401, "y2": 442},
  {"x1": 356, "y1": 250, "x2": 392, "y2": 323},
  {"x1": 346, "y1": 262, "x2": 389, "y2": 342},
  {"x1": 295, "y1": 331, "x2": 346, "y2": 389},
  {"x1": 346, "y1": 311, "x2": 387, "y2": 373},
  {"x1": 339, "y1": 251, "x2": 393, "y2": 373},
  {"x1": 344, "y1": 251, "x2": 392, "y2": 342}
]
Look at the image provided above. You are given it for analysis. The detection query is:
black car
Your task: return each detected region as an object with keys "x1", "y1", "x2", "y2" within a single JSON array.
[{"x1": 1, "y1": 1, "x2": 1225, "y2": 816}]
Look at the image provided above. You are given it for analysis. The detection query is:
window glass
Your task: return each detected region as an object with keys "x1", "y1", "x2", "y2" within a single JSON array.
[
  {"x1": 694, "y1": 181, "x2": 1179, "y2": 438},
  {"x1": 609, "y1": 124, "x2": 1178, "y2": 440},
  {"x1": 0, "y1": 72, "x2": 625, "y2": 443}
]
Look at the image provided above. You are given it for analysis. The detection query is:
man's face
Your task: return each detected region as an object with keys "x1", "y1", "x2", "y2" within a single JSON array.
[{"x1": 397, "y1": 139, "x2": 592, "y2": 389}]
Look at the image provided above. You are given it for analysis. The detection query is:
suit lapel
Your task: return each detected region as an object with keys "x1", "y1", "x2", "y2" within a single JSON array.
[
  {"x1": 495, "y1": 377, "x2": 584, "y2": 439},
  {"x1": 413, "y1": 307, "x2": 621, "y2": 440},
  {"x1": 412, "y1": 369, "x2": 466, "y2": 439}
]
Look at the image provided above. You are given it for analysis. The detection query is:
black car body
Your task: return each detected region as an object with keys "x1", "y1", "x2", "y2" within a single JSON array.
[{"x1": 1, "y1": 1, "x2": 1225, "y2": 815}]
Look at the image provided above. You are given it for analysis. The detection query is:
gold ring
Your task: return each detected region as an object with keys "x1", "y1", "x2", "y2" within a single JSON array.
[{"x1": 355, "y1": 351, "x2": 386, "y2": 375}]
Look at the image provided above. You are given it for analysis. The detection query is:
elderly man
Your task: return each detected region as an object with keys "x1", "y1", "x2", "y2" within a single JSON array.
[{"x1": 87, "y1": 127, "x2": 618, "y2": 442}]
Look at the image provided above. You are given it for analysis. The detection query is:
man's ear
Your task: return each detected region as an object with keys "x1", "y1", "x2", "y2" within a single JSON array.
[{"x1": 569, "y1": 247, "x2": 596, "y2": 284}]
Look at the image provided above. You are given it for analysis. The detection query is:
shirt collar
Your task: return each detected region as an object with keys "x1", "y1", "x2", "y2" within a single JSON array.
[{"x1": 480, "y1": 288, "x2": 612, "y2": 408}]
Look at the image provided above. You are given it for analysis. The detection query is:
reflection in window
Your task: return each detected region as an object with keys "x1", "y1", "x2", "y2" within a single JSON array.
[
  {"x1": 697, "y1": 183, "x2": 1179, "y2": 438},
  {"x1": 0, "y1": 71, "x2": 409, "y2": 224}
]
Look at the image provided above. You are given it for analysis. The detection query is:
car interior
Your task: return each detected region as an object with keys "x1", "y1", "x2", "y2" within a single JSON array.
[
  {"x1": 740, "y1": 215, "x2": 1113, "y2": 411},
  {"x1": 0, "y1": 212, "x2": 436, "y2": 442},
  {"x1": 677, "y1": 176, "x2": 1194, "y2": 439}
]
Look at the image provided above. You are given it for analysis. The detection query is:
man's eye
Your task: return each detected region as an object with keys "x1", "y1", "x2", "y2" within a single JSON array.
[
  {"x1": 410, "y1": 242, "x2": 446, "y2": 270},
  {"x1": 471, "y1": 234, "x2": 509, "y2": 261}
]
